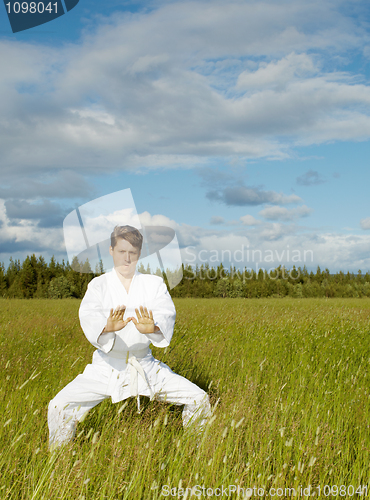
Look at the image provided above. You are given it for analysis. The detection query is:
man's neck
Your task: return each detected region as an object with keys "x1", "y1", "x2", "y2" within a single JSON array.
[{"x1": 114, "y1": 267, "x2": 136, "y2": 285}]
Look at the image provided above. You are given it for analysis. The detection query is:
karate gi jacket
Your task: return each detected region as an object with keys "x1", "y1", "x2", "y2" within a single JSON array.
[{"x1": 79, "y1": 269, "x2": 176, "y2": 358}]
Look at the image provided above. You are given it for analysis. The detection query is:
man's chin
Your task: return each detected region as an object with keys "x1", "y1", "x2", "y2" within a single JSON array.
[{"x1": 116, "y1": 265, "x2": 135, "y2": 277}]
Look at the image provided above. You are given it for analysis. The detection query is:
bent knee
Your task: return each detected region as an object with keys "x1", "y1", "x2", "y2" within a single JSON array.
[
  {"x1": 48, "y1": 395, "x2": 72, "y2": 415},
  {"x1": 191, "y1": 389, "x2": 210, "y2": 408}
]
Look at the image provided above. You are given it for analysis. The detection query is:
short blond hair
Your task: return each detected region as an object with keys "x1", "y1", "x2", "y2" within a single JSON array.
[{"x1": 110, "y1": 225, "x2": 143, "y2": 251}]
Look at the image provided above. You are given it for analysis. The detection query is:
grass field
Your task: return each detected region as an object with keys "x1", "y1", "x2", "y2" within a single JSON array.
[{"x1": 0, "y1": 297, "x2": 370, "y2": 499}]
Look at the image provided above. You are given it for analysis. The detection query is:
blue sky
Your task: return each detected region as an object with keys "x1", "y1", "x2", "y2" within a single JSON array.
[{"x1": 1, "y1": 0, "x2": 370, "y2": 273}]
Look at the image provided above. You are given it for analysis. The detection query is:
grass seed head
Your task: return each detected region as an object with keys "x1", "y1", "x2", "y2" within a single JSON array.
[
  {"x1": 207, "y1": 415, "x2": 216, "y2": 426},
  {"x1": 117, "y1": 401, "x2": 128, "y2": 414},
  {"x1": 235, "y1": 417, "x2": 244, "y2": 428}
]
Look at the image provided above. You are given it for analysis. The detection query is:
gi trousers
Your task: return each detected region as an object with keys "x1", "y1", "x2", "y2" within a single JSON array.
[{"x1": 48, "y1": 349, "x2": 211, "y2": 448}]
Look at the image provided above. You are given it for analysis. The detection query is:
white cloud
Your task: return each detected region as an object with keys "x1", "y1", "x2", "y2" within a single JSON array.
[
  {"x1": 296, "y1": 170, "x2": 326, "y2": 186},
  {"x1": 240, "y1": 215, "x2": 261, "y2": 226},
  {"x1": 237, "y1": 52, "x2": 316, "y2": 90},
  {"x1": 0, "y1": 199, "x2": 65, "y2": 257},
  {"x1": 207, "y1": 186, "x2": 302, "y2": 206},
  {"x1": 210, "y1": 216, "x2": 225, "y2": 225},
  {"x1": 179, "y1": 224, "x2": 370, "y2": 272},
  {"x1": 138, "y1": 211, "x2": 177, "y2": 229},
  {"x1": 259, "y1": 205, "x2": 313, "y2": 221},
  {"x1": 360, "y1": 217, "x2": 370, "y2": 230}
]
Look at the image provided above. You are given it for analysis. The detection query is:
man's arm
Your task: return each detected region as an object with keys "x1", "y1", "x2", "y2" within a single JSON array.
[{"x1": 79, "y1": 281, "x2": 129, "y2": 353}]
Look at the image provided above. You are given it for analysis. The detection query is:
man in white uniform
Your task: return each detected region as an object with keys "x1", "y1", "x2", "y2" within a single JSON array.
[{"x1": 48, "y1": 225, "x2": 211, "y2": 448}]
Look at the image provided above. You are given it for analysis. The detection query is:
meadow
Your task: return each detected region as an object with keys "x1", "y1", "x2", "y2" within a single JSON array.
[{"x1": 0, "y1": 297, "x2": 370, "y2": 499}]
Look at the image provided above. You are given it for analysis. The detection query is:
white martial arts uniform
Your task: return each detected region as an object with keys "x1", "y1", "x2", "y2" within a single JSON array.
[{"x1": 48, "y1": 269, "x2": 210, "y2": 447}]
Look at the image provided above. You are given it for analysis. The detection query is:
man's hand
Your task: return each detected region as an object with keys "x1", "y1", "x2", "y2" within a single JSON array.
[
  {"x1": 104, "y1": 305, "x2": 130, "y2": 333},
  {"x1": 129, "y1": 306, "x2": 160, "y2": 335}
]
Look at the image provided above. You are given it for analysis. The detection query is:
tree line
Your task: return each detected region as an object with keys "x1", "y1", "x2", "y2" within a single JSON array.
[{"x1": 0, "y1": 254, "x2": 370, "y2": 299}]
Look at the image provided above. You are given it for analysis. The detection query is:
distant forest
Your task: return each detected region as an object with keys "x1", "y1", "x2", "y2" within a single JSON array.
[{"x1": 1, "y1": 254, "x2": 370, "y2": 299}]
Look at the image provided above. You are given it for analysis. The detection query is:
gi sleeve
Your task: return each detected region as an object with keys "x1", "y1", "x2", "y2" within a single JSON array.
[
  {"x1": 79, "y1": 280, "x2": 116, "y2": 354},
  {"x1": 148, "y1": 278, "x2": 176, "y2": 348}
]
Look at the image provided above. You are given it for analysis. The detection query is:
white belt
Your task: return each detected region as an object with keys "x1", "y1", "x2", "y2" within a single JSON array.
[
  {"x1": 110, "y1": 347, "x2": 154, "y2": 412},
  {"x1": 128, "y1": 356, "x2": 154, "y2": 413}
]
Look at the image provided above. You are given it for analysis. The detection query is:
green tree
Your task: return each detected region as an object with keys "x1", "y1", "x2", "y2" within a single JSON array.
[
  {"x1": 214, "y1": 277, "x2": 231, "y2": 298},
  {"x1": 6, "y1": 257, "x2": 20, "y2": 288},
  {"x1": 0, "y1": 263, "x2": 7, "y2": 297},
  {"x1": 19, "y1": 256, "x2": 37, "y2": 298},
  {"x1": 48, "y1": 276, "x2": 74, "y2": 299}
]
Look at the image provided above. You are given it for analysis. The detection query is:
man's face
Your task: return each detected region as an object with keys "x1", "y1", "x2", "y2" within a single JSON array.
[{"x1": 109, "y1": 237, "x2": 141, "y2": 278}]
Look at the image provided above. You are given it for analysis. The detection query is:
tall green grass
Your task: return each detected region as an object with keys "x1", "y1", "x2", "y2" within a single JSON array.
[{"x1": 0, "y1": 298, "x2": 369, "y2": 499}]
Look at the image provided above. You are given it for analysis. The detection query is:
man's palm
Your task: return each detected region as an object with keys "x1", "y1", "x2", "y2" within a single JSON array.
[
  {"x1": 130, "y1": 306, "x2": 156, "y2": 334},
  {"x1": 106, "y1": 305, "x2": 130, "y2": 332}
]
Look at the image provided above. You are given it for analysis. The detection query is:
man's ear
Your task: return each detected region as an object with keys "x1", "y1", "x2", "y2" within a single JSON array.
[{"x1": 109, "y1": 246, "x2": 113, "y2": 256}]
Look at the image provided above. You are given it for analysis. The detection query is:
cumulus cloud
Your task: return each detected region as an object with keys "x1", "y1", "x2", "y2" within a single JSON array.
[
  {"x1": 259, "y1": 205, "x2": 313, "y2": 221},
  {"x1": 4, "y1": 199, "x2": 70, "y2": 229},
  {"x1": 210, "y1": 216, "x2": 225, "y2": 225},
  {"x1": 360, "y1": 217, "x2": 370, "y2": 229},
  {"x1": 240, "y1": 215, "x2": 261, "y2": 226},
  {"x1": 0, "y1": 170, "x2": 94, "y2": 200},
  {"x1": 237, "y1": 52, "x2": 316, "y2": 90},
  {"x1": 296, "y1": 169, "x2": 326, "y2": 186},
  {"x1": 138, "y1": 211, "x2": 177, "y2": 229},
  {"x1": 207, "y1": 185, "x2": 302, "y2": 206},
  {"x1": 5, "y1": 199, "x2": 63, "y2": 220},
  {"x1": 178, "y1": 224, "x2": 370, "y2": 272},
  {"x1": 0, "y1": 199, "x2": 65, "y2": 263}
]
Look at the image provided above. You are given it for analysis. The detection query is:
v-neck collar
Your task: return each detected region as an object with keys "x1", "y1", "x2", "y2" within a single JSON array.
[{"x1": 112, "y1": 268, "x2": 139, "y2": 296}]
